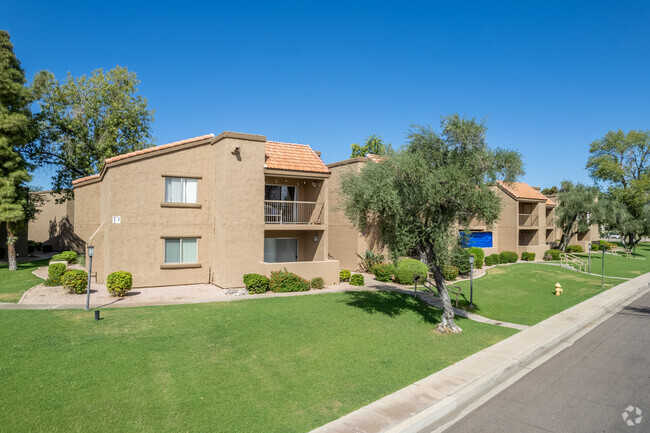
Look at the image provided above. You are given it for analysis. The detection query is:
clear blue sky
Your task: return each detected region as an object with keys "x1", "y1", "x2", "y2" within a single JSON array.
[{"x1": 2, "y1": 0, "x2": 649, "y2": 190}]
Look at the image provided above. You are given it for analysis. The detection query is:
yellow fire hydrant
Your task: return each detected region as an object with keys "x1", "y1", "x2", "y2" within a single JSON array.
[{"x1": 555, "y1": 282, "x2": 563, "y2": 296}]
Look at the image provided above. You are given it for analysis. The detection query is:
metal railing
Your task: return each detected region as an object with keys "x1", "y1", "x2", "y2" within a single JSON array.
[
  {"x1": 519, "y1": 213, "x2": 539, "y2": 227},
  {"x1": 560, "y1": 252, "x2": 587, "y2": 273},
  {"x1": 264, "y1": 200, "x2": 324, "y2": 224}
]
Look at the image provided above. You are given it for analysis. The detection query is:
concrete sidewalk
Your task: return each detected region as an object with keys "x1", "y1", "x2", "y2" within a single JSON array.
[{"x1": 311, "y1": 273, "x2": 650, "y2": 433}]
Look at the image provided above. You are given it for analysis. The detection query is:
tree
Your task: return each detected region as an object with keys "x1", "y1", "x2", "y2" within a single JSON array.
[
  {"x1": 350, "y1": 134, "x2": 392, "y2": 158},
  {"x1": 541, "y1": 186, "x2": 558, "y2": 195},
  {"x1": 0, "y1": 30, "x2": 34, "y2": 270},
  {"x1": 555, "y1": 181, "x2": 601, "y2": 252},
  {"x1": 586, "y1": 129, "x2": 650, "y2": 247},
  {"x1": 25, "y1": 66, "x2": 155, "y2": 201},
  {"x1": 340, "y1": 115, "x2": 523, "y2": 333}
]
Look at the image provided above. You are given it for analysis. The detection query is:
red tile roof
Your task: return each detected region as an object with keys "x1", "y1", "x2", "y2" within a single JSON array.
[
  {"x1": 104, "y1": 134, "x2": 215, "y2": 164},
  {"x1": 498, "y1": 181, "x2": 551, "y2": 202},
  {"x1": 265, "y1": 141, "x2": 330, "y2": 174}
]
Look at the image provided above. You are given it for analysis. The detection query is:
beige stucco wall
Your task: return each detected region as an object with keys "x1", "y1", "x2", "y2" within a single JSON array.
[
  {"x1": 73, "y1": 132, "x2": 339, "y2": 288},
  {"x1": 28, "y1": 191, "x2": 83, "y2": 252}
]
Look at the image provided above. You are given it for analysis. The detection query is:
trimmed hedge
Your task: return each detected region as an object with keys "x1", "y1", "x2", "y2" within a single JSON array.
[
  {"x1": 107, "y1": 271, "x2": 133, "y2": 297},
  {"x1": 310, "y1": 277, "x2": 325, "y2": 290},
  {"x1": 468, "y1": 247, "x2": 485, "y2": 269},
  {"x1": 499, "y1": 251, "x2": 518, "y2": 263},
  {"x1": 48, "y1": 263, "x2": 67, "y2": 285},
  {"x1": 372, "y1": 263, "x2": 395, "y2": 282},
  {"x1": 270, "y1": 269, "x2": 309, "y2": 293},
  {"x1": 350, "y1": 274, "x2": 365, "y2": 286},
  {"x1": 243, "y1": 273, "x2": 270, "y2": 294},
  {"x1": 394, "y1": 258, "x2": 428, "y2": 285},
  {"x1": 485, "y1": 254, "x2": 500, "y2": 266},
  {"x1": 442, "y1": 264, "x2": 459, "y2": 281},
  {"x1": 51, "y1": 251, "x2": 78, "y2": 264},
  {"x1": 566, "y1": 245, "x2": 584, "y2": 253},
  {"x1": 62, "y1": 269, "x2": 88, "y2": 294},
  {"x1": 521, "y1": 252, "x2": 536, "y2": 261},
  {"x1": 339, "y1": 269, "x2": 351, "y2": 282},
  {"x1": 544, "y1": 249, "x2": 561, "y2": 260}
]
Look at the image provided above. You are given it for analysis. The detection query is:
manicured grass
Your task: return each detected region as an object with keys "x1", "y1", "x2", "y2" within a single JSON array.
[
  {"x1": 0, "y1": 292, "x2": 517, "y2": 433},
  {"x1": 452, "y1": 263, "x2": 621, "y2": 326},
  {"x1": 573, "y1": 243, "x2": 650, "y2": 279},
  {"x1": 0, "y1": 259, "x2": 49, "y2": 302}
]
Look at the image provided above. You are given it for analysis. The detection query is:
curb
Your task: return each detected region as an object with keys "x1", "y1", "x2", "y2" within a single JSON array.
[{"x1": 311, "y1": 273, "x2": 650, "y2": 433}]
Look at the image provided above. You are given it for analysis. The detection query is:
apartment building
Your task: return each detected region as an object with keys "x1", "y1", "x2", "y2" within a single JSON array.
[{"x1": 72, "y1": 132, "x2": 339, "y2": 288}]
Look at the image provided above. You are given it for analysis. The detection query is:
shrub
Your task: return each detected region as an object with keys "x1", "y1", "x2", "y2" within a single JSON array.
[
  {"x1": 544, "y1": 249, "x2": 561, "y2": 260},
  {"x1": 451, "y1": 248, "x2": 471, "y2": 274},
  {"x1": 484, "y1": 254, "x2": 500, "y2": 266},
  {"x1": 521, "y1": 252, "x2": 536, "y2": 261},
  {"x1": 340, "y1": 269, "x2": 351, "y2": 281},
  {"x1": 43, "y1": 278, "x2": 59, "y2": 287},
  {"x1": 62, "y1": 269, "x2": 88, "y2": 294},
  {"x1": 35, "y1": 242, "x2": 43, "y2": 251},
  {"x1": 543, "y1": 253, "x2": 552, "y2": 261},
  {"x1": 310, "y1": 277, "x2": 325, "y2": 289},
  {"x1": 28, "y1": 241, "x2": 35, "y2": 254},
  {"x1": 394, "y1": 258, "x2": 429, "y2": 285},
  {"x1": 500, "y1": 251, "x2": 518, "y2": 263},
  {"x1": 442, "y1": 264, "x2": 459, "y2": 281},
  {"x1": 43, "y1": 245, "x2": 53, "y2": 253},
  {"x1": 243, "y1": 273, "x2": 270, "y2": 294},
  {"x1": 350, "y1": 274, "x2": 364, "y2": 286},
  {"x1": 51, "y1": 251, "x2": 78, "y2": 264},
  {"x1": 269, "y1": 269, "x2": 309, "y2": 293},
  {"x1": 107, "y1": 271, "x2": 133, "y2": 297},
  {"x1": 566, "y1": 245, "x2": 584, "y2": 253},
  {"x1": 48, "y1": 263, "x2": 67, "y2": 285},
  {"x1": 357, "y1": 250, "x2": 385, "y2": 272},
  {"x1": 468, "y1": 247, "x2": 485, "y2": 269},
  {"x1": 372, "y1": 263, "x2": 395, "y2": 282}
]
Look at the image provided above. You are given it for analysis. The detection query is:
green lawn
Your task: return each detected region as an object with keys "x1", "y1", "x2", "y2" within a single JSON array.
[
  {"x1": 0, "y1": 292, "x2": 516, "y2": 433},
  {"x1": 0, "y1": 259, "x2": 48, "y2": 302},
  {"x1": 573, "y1": 243, "x2": 650, "y2": 279},
  {"x1": 452, "y1": 263, "x2": 622, "y2": 326}
]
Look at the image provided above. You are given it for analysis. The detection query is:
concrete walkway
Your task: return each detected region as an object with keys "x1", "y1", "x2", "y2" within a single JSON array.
[{"x1": 311, "y1": 272, "x2": 650, "y2": 433}]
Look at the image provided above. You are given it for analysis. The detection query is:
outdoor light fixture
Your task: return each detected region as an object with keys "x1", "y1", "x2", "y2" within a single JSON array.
[
  {"x1": 468, "y1": 254, "x2": 475, "y2": 309},
  {"x1": 312, "y1": 181, "x2": 317, "y2": 187},
  {"x1": 85, "y1": 245, "x2": 94, "y2": 311},
  {"x1": 314, "y1": 235, "x2": 318, "y2": 242},
  {"x1": 231, "y1": 146, "x2": 240, "y2": 155}
]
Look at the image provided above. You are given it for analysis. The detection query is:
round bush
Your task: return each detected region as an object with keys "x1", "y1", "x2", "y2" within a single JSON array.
[
  {"x1": 500, "y1": 251, "x2": 518, "y2": 263},
  {"x1": 270, "y1": 269, "x2": 309, "y2": 293},
  {"x1": 339, "y1": 269, "x2": 351, "y2": 281},
  {"x1": 566, "y1": 245, "x2": 584, "y2": 253},
  {"x1": 373, "y1": 263, "x2": 395, "y2": 282},
  {"x1": 107, "y1": 271, "x2": 133, "y2": 297},
  {"x1": 544, "y1": 249, "x2": 561, "y2": 260},
  {"x1": 394, "y1": 258, "x2": 429, "y2": 285},
  {"x1": 468, "y1": 247, "x2": 485, "y2": 269},
  {"x1": 484, "y1": 254, "x2": 500, "y2": 266},
  {"x1": 51, "y1": 251, "x2": 78, "y2": 264},
  {"x1": 310, "y1": 277, "x2": 325, "y2": 289},
  {"x1": 442, "y1": 264, "x2": 459, "y2": 281},
  {"x1": 243, "y1": 273, "x2": 270, "y2": 294},
  {"x1": 48, "y1": 263, "x2": 67, "y2": 285},
  {"x1": 62, "y1": 269, "x2": 88, "y2": 294},
  {"x1": 350, "y1": 274, "x2": 365, "y2": 286}
]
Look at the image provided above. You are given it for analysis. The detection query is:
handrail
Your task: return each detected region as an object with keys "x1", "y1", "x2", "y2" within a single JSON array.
[
  {"x1": 560, "y1": 252, "x2": 587, "y2": 273},
  {"x1": 264, "y1": 200, "x2": 324, "y2": 224}
]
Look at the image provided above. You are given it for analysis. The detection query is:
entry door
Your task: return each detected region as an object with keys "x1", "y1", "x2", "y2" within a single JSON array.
[{"x1": 265, "y1": 186, "x2": 298, "y2": 222}]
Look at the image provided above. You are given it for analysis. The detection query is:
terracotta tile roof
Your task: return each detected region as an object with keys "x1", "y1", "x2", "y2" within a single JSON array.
[
  {"x1": 545, "y1": 197, "x2": 556, "y2": 207},
  {"x1": 72, "y1": 174, "x2": 100, "y2": 185},
  {"x1": 265, "y1": 141, "x2": 330, "y2": 174},
  {"x1": 498, "y1": 181, "x2": 550, "y2": 202},
  {"x1": 104, "y1": 134, "x2": 214, "y2": 164},
  {"x1": 366, "y1": 153, "x2": 387, "y2": 163}
]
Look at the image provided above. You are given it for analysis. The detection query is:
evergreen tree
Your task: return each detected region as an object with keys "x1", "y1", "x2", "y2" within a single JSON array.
[{"x1": 0, "y1": 30, "x2": 33, "y2": 270}]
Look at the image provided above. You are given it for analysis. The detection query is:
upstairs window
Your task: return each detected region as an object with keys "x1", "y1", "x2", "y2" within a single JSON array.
[{"x1": 165, "y1": 177, "x2": 197, "y2": 203}]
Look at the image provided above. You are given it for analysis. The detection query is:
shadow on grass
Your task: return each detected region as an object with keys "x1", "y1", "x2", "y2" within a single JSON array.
[
  {"x1": 342, "y1": 291, "x2": 441, "y2": 325},
  {"x1": 454, "y1": 295, "x2": 482, "y2": 314}
]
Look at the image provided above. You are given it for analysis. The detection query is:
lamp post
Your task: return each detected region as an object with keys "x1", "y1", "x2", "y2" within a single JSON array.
[
  {"x1": 588, "y1": 243, "x2": 591, "y2": 273},
  {"x1": 601, "y1": 244, "x2": 605, "y2": 289},
  {"x1": 86, "y1": 245, "x2": 94, "y2": 311},
  {"x1": 469, "y1": 254, "x2": 475, "y2": 309}
]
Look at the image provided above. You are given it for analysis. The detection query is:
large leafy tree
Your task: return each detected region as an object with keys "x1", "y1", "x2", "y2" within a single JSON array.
[
  {"x1": 26, "y1": 66, "x2": 155, "y2": 201},
  {"x1": 350, "y1": 134, "x2": 392, "y2": 158},
  {"x1": 340, "y1": 115, "x2": 523, "y2": 333},
  {"x1": 555, "y1": 181, "x2": 601, "y2": 252},
  {"x1": 0, "y1": 30, "x2": 34, "y2": 270},
  {"x1": 586, "y1": 129, "x2": 650, "y2": 247}
]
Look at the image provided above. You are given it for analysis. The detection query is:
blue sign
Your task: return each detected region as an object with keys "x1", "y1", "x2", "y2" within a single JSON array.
[{"x1": 461, "y1": 231, "x2": 493, "y2": 248}]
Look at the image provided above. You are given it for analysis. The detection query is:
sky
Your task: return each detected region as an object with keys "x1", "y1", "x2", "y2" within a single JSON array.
[{"x1": 2, "y1": 0, "x2": 649, "y2": 191}]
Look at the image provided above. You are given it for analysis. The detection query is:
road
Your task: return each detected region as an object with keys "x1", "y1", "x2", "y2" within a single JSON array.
[{"x1": 443, "y1": 291, "x2": 650, "y2": 433}]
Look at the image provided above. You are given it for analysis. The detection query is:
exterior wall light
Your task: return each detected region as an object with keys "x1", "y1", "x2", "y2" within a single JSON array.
[
  {"x1": 314, "y1": 235, "x2": 318, "y2": 242},
  {"x1": 86, "y1": 245, "x2": 94, "y2": 311}
]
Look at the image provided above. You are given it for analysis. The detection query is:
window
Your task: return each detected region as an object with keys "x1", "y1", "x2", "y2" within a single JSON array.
[
  {"x1": 264, "y1": 238, "x2": 298, "y2": 263},
  {"x1": 164, "y1": 238, "x2": 198, "y2": 263},
  {"x1": 165, "y1": 177, "x2": 197, "y2": 203}
]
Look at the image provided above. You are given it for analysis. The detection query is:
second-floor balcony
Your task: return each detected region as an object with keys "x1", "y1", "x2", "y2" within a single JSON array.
[
  {"x1": 546, "y1": 216, "x2": 554, "y2": 227},
  {"x1": 519, "y1": 213, "x2": 539, "y2": 227},
  {"x1": 264, "y1": 200, "x2": 324, "y2": 225}
]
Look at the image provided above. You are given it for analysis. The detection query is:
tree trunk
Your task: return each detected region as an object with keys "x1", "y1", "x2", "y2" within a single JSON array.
[
  {"x1": 431, "y1": 264, "x2": 462, "y2": 334},
  {"x1": 6, "y1": 225, "x2": 17, "y2": 271}
]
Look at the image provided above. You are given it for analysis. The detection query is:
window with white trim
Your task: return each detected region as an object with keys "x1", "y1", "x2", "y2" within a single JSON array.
[
  {"x1": 164, "y1": 238, "x2": 198, "y2": 263},
  {"x1": 164, "y1": 177, "x2": 198, "y2": 203}
]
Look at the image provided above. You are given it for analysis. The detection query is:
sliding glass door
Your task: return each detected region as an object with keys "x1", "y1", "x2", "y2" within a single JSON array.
[
  {"x1": 264, "y1": 238, "x2": 298, "y2": 263},
  {"x1": 265, "y1": 185, "x2": 298, "y2": 223}
]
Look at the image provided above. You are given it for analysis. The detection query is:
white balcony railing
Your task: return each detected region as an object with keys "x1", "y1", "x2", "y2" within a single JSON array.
[{"x1": 264, "y1": 200, "x2": 324, "y2": 224}]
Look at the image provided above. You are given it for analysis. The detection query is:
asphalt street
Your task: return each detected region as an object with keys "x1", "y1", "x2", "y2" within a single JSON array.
[{"x1": 445, "y1": 291, "x2": 650, "y2": 433}]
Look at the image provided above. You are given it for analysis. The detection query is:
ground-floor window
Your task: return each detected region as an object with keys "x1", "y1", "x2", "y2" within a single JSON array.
[
  {"x1": 264, "y1": 238, "x2": 298, "y2": 263},
  {"x1": 165, "y1": 238, "x2": 198, "y2": 263}
]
